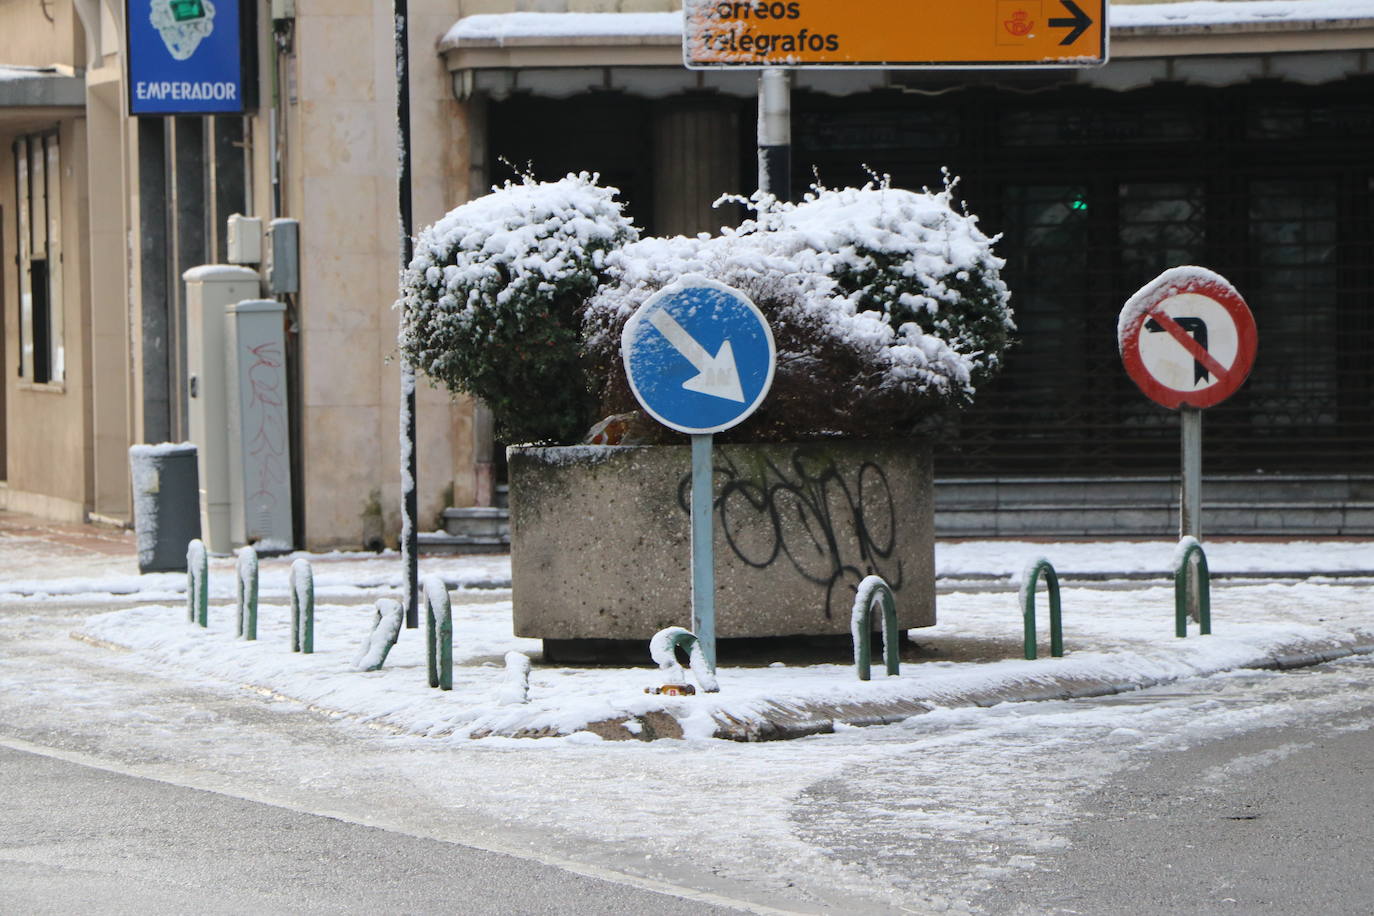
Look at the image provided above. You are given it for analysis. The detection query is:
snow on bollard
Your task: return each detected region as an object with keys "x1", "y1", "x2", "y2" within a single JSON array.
[
  {"x1": 851, "y1": 575, "x2": 900, "y2": 680},
  {"x1": 235, "y1": 545, "x2": 259, "y2": 641},
  {"x1": 353, "y1": 598, "x2": 404, "y2": 672},
  {"x1": 422, "y1": 575, "x2": 452, "y2": 690},
  {"x1": 290, "y1": 558, "x2": 314, "y2": 654},
  {"x1": 186, "y1": 538, "x2": 208, "y2": 627},
  {"x1": 647, "y1": 627, "x2": 719, "y2": 695},
  {"x1": 1017, "y1": 557, "x2": 1063, "y2": 660},
  {"x1": 497, "y1": 652, "x2": 531, "y2": 705},
  {"x1": 1173, "y1": 536, "x2": 1212, "y2": 637}
]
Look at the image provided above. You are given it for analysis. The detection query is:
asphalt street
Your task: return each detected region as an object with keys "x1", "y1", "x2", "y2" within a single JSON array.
[
  {"x1": 2, "y1": 538, "x2": 1372, "y2": 914},
  {"x1": 973, "y1": 665, "x2": 1374, "y2": 915},
  {"x1": 0, "y1": 602, "x2": 763, "y2": 915},
  {"x1": 0, "y1": 743, "x2": 731, "y2": 915}
]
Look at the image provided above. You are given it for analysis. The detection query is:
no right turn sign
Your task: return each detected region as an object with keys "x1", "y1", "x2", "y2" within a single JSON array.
[{"x1": 1118, "y1": 267, "x2": 1257, "y2": 410}]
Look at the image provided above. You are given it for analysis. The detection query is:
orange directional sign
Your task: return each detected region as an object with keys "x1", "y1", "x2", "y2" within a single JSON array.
[{"x1": 684, "y1": 0, "x2": 1108, "y2": 69}]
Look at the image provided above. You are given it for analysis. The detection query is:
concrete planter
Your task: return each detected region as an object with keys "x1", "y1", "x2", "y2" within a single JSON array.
[{"x1": 509, "y1": 440, "x2": 935, "y2": 643}]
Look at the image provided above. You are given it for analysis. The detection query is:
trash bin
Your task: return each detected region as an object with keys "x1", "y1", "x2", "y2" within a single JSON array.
[{"x1": 129, "y1": 443, "x2": 202, "y2": 573}]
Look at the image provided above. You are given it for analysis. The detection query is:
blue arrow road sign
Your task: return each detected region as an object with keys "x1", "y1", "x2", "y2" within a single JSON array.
[{"x1": 621, "y1": 277, "x2": 775, "y2": 435}]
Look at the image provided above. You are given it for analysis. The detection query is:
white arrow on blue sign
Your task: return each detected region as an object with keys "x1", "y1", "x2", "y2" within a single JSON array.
[{"x1": 621, "y1": 276, "x2": 776, "y2": 435}]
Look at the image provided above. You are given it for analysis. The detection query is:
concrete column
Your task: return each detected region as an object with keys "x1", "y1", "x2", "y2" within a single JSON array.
[
  {"x1": 472, "y1": 404, "x2": 495, "y2": 507},
  {"x1": 170, "y1": 117, "x2": 209, "y2": 439},
  {"x1": 85, "y1": 74, "x2": 133, "y2": 519},
  {"x1": 136, "y1": 117, "x2": 172, "y2": 444},
  {"x1": 210, "y1": 116, "x2": 248, "y2": 263}
]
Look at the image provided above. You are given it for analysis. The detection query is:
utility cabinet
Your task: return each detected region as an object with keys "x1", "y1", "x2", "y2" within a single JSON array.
[
  {"x1": 225, "y1": 299, "x2": 293, "y2": 550},
  {"x1": 184, "y1": 265, "x2": 261, "y2": 553}
]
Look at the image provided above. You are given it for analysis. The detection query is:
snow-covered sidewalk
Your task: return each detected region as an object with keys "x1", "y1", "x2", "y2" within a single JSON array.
[{"x1": 37, "y1": 540, "x2": 1371, "y2": 743}]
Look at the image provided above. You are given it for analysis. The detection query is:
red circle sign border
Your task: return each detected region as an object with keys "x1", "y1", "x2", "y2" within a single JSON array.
[{"x1": 1119, "y1": 269, "x2": 1258, "y2": 410}]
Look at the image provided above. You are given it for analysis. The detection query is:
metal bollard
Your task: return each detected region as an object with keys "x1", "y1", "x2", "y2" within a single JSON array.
[
  {"x1": 290, "y1": 558, "x2": 314, "y2": 653},
  {"x1": 498, "y1": 652, "x2": 531, "y2": 705},
  {"x1": 235, "y1": 545, "x2": 258, "y2": 641},
  {"x1": 1173, "y1": 537, "x2": 1212, "y2": 637},
  {"x1": 851, "y1": 575, "x2": 901, "y2": 680},
  {"x1": 422, "y1": 575, "x2": 452, "y2": 690},
  {"x1": 187, "y1": 539, "x2": 208, "y2": 627},
  {"x1": 1020, "y1": 558, "x2": 1064, "y2": 659},
  {"x1": 649, "y1": 627, "x2": 719, "y2": 694},
  {"x1": 354, "y1": 598, "x2": 403, "y2": 672}
]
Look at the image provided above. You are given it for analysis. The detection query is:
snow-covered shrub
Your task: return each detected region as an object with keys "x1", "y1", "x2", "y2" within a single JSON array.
[
  {"x1": 400, "y1": 173, "x2": 1011, "y2": 445},
  {"x1": 397, "y1": 173, "x2": 638, "y2": 445},
  {"x1": 582, "y1": 179, "x2": 1013, "y2": 442}
]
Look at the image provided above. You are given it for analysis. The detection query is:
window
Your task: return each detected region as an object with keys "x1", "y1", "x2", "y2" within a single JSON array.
[{"x1": 14, "y1": 132, "x2": 63, "y2": 386}]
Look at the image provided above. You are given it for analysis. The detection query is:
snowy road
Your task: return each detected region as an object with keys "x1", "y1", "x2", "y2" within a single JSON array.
[
  {"x1": 0, "y1": 742, "x2": 731, "y2": 915},
  {"x1": 3, "y1": 589, "x2": 1373, "y2": 914}
]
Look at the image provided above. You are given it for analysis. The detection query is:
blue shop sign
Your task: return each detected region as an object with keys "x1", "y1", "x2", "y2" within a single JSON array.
[{"x1": 127, "y1": 0, "x2": 249, "y2": 115}]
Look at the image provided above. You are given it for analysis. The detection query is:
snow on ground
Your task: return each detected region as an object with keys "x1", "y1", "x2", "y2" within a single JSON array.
[
  {"x1": 5, "y1": 538, "x2": 1368, "y2": 604},
  {"x1": 5, "y1": 539, "x2": 1373, "y2": 913},
  {"x1": 935, "y1": 538, "x2": 1374, "y2": 578},
  {"x1": 0, "y1": 549, "x2": 512, "y2": 603},
  {"x1": 57, "y1": 540, "x2": 1374, "y2": 743}
]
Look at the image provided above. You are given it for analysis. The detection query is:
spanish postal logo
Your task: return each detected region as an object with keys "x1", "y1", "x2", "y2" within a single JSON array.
[
  {"x1": 150, "y1": 0, "x2": 215, "y2": 61},
  {"x1": 1004, "y1": 10, "x2": 1035, "y2": 37}
]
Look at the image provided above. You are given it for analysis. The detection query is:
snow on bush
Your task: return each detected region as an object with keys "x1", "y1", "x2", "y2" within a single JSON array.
[
  {"x1": 397, "y1": 172, "x2": 638, "y2": 445},
  {"x1": 400, "y1": 173, "x2": 1012, "y2": 444},
  {"x1": 583, "y1": 178, "x2": 1013, "y2": 441}
]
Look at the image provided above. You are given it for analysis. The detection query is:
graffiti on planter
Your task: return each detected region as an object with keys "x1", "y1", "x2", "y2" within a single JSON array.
[{"x1": 679, "y1": 450, "x2": 902, "y2": 619}]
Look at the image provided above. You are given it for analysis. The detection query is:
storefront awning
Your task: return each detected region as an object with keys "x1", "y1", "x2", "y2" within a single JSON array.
[
  {"x1": 439, "y1": 4, "x2": 1374, "y2": 99},
  {"x1": 0, "y1": 66, "x2": 84, "y2": 127}
]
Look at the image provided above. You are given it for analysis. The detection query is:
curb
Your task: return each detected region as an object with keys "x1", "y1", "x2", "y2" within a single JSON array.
[
  {"x1": 73, "y1": 624, "x2": 1374, "y2": 745},
  {"x1": 572, "y1": 642, "x2": 1374, "y2": 743}
]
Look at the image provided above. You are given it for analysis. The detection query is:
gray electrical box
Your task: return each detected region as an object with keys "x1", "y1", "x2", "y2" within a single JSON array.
[
  {"x1": 226, "y1": 299, "x2": 293, "y2": 550},
  {"x1": 184, "y1": 265, "x2": 262, "y2": 554},
  {"x1": 267, "y1": 218, "x2": 300, "y2": 295},
  {"x1": 226, "y1": 214, "x2": 263, "y2": 265}
]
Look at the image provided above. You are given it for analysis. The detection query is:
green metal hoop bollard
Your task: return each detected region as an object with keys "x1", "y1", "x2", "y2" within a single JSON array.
[
  {"x1": 499, "y1": 651, "x2": 531, "y2": 705},
  {"x1": 353, "y1": 598, "x2": 404, "y2": 672},
  {"x1": 851, "y1": 575, "x2": 900, "y2": 680},
  {"x1": 187, "y1": 538, "x2": 208, "y2": 627},
  {"x1": 1021, "y1": 558, "x2": 1064, "y2": 660},
  {"x1": 649, "y1": 627, "x2": 720, "y2": 694},
  {"x1": 422, "y1": 575, "x2": 452, "y2": 691},
  {"x1": 235, "y1": 545, "x2": 258, "y2": 641},
  {"x1": 1174, "y1": 537, "x2": 1212, "y2": 637},
  {"x1": 290, "y1": 558, "x2": 314, "y2": 654}
]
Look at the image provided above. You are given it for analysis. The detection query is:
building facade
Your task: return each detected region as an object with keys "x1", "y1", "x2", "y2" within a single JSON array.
[
  {"x1": 3, "y1": 0, "x2": 1371, "y2": 544},
  {"x1": 443, "y1": 0, "x2": 1374, "y2": 535},
  {"x1": 1, "y1": 0, "x2": 476, "y2": 548}
]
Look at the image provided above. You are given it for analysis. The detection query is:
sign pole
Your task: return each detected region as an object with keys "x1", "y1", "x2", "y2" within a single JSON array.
[
  {"x1": 395, "y1": 0, "x2": 419, "y2": 630},
  {"x1": 757, "y1": 68, "x2": 790, "y2": 201},
  {"x1": 621, "y1": 277, "x2": 776, "y2": 678},
  {"x1": 1180, "y1": 405, "x2": 1203, "y2": 622},
  {"x1": 1180, "y1": 406, "x2": 1202, "y2": 541},
  {"x1": 690, "y1": 433, "x2": 717, "y2": 670}
]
